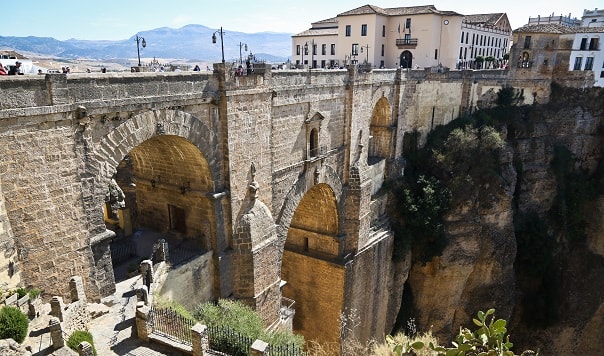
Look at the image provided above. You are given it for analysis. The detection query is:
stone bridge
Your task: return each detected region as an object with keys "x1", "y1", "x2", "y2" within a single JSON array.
[{"x1": 0, "y1": 64, "x2": 548, "y2": 347}]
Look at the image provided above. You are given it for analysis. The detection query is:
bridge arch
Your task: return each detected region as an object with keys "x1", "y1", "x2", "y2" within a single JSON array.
[
  {"x1": 88, "y1": 109, "x2": 223, "y2": 295},
  {"x1": 276, "y1": 165, "x2": 345, "y2": 346},
  {"x1": 368, "y1": 97, "x2": 394, "y2": 162}
]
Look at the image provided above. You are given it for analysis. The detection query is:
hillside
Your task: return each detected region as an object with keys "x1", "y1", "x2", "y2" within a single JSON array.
[{"x1": 0, "y1": 24, "x2": 292, "y2": 64}]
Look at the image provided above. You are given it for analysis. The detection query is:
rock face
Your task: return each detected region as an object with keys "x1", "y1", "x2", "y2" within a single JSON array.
[
  {"x1": 406, "y1": 143, "x2": 518, "y2": 339},
  {"x1": 397, "y1": 85, "x2": 604, "y2": 355}
]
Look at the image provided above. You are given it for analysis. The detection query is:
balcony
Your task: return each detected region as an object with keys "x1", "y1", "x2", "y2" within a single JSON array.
[{"x1": 396, "y1": 38, "x2": 418, "y2": 49}]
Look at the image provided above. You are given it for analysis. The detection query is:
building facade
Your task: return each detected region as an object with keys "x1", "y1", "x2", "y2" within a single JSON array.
[
  {"x1": 512, "y1": 8, "x2": 604, "y2": 87},
  {"x1": 291, "y1": 4, "x2": 512, "y2": 70}
]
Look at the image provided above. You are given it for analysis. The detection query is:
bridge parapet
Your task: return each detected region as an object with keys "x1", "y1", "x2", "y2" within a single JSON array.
[{"x1": 0, "y1": 72, "x2": 217, "y2": 113}]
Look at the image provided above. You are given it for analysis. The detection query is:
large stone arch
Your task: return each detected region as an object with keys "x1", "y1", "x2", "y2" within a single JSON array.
[
  {"x1": 368, "y1": 96, "x2": 394, "y2": 161},
  {"x1": 280, "y1": 181, "x2": 345, "y2": 346},
  {"x1": 84, "y1": 109, "x2": 224, "y2": 297},
  {"x1": 92, "y1": 109, "x2": 221, "y2": 186},
  {"x1": 275, "y1": 164, "x2": 343, "y2": 242}
]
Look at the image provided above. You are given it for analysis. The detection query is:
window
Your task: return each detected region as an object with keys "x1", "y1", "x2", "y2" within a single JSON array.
[
  {"x1": 434, "y1": 49, "x2": 438, "y2": 60},
  {"x1": 464, "y1": 47, "x2": 467, "y2": 59},
  {"x1": 405, "y1": 18, "x2": 411, "y2": 29},
  {"x1": 573, "y1": 57, "x2": 583, "y2": 70},
  {"x1": 331, "y1": 44, "x2": 336, "y2": 55},
  {"x1": 459, "y1": 47, "x2": 463, "y2": 59},
  {"x1": 361, "y1": 24, "x2": 367, "y2": 36},
  {"x1": 589, "y1": 38, "x2": 599, "y2": 50},
  {"x1": 296, "y1": 45, "x2": 300, "y2": 55},
  {"x1": 472, "y1": 33, "x2": 475, "y2": 45},
  {"x1": 585, "y1": 57, "x2": 594, "y2": 70},
  {"x1": 382, "y1": 25, "x2": 386, "y2": 37},
  {"x1": 461, "y1": 31, "x2": 464, "y2": 43},
  {"x1": 381, "y1": 44, "x2": 384, "y2": 56},
  {"x1": 321, "y1": 60, "x2": 326, "y2": 68},
  {"x1": 304, "y1": 45, "x2": 308, "y2": 55},
  {"x1": 465, "y1": 32, "x2": 469, "y2": 44},
  {"x1": 523, "y1": 36, "x2": 531, "y2": 49},
  {"x1": 322, "y1": 44, "x2": 326, "y2": 55},
  {"x1": 404, "y1": 33, "x2": 411, "y2": 44},
  {"x1": 312, "y1": 43, "x2": 317, "y2": 55},
  {"x1": 600, "y1": 71, "x2": 604, "y2": 78},
  {"x1": 580, "y1": 38, "x2": 588, "y2": 50},
  {"x1": 346, "y1": 25, "x2": 351, "y2": 36},
  {"x1": 352, "y1": 44, "x2": 359, "y2": 56},
  {"x1": 309, "y1": 128, "x2": 319, "y2": 157}
]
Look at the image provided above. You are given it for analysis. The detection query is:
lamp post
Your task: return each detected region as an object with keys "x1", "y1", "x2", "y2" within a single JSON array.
[
  {"x1": 211, "y1": 27, "x2": 225, "y2": 63},
  {"x1": 303, "y1": 42, "x2": 308, "y2": 67},
  {"x1": 310, "y1": 39, "x2": 315, "y2": 69},
  {"x1": 359, "y1": 44, "x2": 370, "y2": 64},
  {"x1": 135, "y1": 34, "x2": 146, "y2": 67},
  {"x1": 238, "y1": 42, "x2": 248, "y2": 65}
]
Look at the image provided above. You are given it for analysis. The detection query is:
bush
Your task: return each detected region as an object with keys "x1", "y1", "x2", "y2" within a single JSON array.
[
  {"x1": 67, "y1": 330, "x2": 97, "y2": 356},
  {"x1": 194, "y1": 299, "x2": 303, "y2": 355},
  {"x1": 0, "y1": 306, "x2": 29, "y2": 343}
]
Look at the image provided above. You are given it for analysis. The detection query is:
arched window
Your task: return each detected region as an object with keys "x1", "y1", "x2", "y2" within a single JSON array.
[{"x1": 309, "y1": 128, "x2": 319, "y2": 157}]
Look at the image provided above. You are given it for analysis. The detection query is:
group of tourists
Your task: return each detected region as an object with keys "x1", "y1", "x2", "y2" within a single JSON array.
[{"x1": 0, "y1": 61, "x2": 24, "y2": 75}]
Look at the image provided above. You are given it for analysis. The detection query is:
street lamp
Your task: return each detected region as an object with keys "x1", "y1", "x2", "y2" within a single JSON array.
[
  {"x1": 135, "y1": 34, "x2": 146, "y2": 67},
  {"x1": 310, "y1": 39, "x2": 315, "y2": 69},
  {"x1": 211, "y1": 27, "x2": 225, "y2": 63},
  {"x1": 359, "y1": 44, "x2": 370, "y2": 64},
  {"x1": 238, "y1": 42, "x2": 248, "y2": 65}
]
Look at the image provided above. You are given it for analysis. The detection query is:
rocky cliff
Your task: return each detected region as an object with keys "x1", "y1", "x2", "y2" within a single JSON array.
[{"x1": 393, "y1": 84, "x2": 604, "y2": 355}]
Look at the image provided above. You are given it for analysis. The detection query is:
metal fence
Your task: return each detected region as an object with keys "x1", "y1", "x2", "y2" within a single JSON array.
[
  {"x1": 207, "y1": 325, "x2": 254, "y2": 356},
  {"x1": 207, "y1": 325, "x2": 305, "y2": 356},
  {"x1": 148, "y1": 307, "x2": 305, "y2": 355},
  {"x1": 267, "y1": 343, "x2": 306, "y2": 356},
  {"x1": 149, "y1": 306, "x2": 195, "y2": 346},
  {"x1": 110, "y1": 238, "x2": 137, "y2": 265}
]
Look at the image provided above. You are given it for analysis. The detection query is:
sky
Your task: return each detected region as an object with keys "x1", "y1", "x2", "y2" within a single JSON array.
[{"x1": 3, "y1": 0, "x2": 601, "y2": 41}]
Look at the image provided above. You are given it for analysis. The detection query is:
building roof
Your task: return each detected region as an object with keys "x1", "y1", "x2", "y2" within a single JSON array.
[
  {"x1": 337, "y1": 4, "x2": 462, "y2": 17},
  {"x1": 313, "y1": 17, "x2": 338, "y2": 25},
  {"x1": 574, "y1": 26, "x2": 604, "y2": 33},
  {"x1": 338, "y1": 4, "x2": 389, "y2": 16},
  {"x1": 464, "y1": 13, "x2": 505, "y2": 26},
  {"x1": 293, "y1": 28, "x2": 339, "y2": 37},
  {"x1": 513, "y1": 23, "x2": 577, "y2": 34}
]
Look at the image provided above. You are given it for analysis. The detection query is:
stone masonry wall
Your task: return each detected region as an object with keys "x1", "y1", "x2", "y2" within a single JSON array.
[
  {"x1": 0, "y1": 68, "x2": 527, "y2": 347},
  {"x1": 0, "y1": 174, "x2": 20, "y2": 289}
]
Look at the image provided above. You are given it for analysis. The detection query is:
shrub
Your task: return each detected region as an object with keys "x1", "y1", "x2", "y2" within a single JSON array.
[
  {"x1": 430, "y1": 309, "x2": 515, "y2": 356},
  {"x1": 67, "y1": 330, "x2": 97, "y2": 356},
  {"x1": 0, "y1": 306, "x2": 29, "y2": 343},
  {"x1": 194, "y1": 299, "x2": 303, "y2": 355}
]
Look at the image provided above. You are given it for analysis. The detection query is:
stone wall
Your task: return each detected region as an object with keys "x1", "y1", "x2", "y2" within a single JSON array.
[
  {"x1": 0, "y1": 66, "x2": 534, "y2": 348},
  {"x1": 0, "y1": 174, "x2": 19, "y2": 290},
  {"x1": 158, "y1": 251, "x2": 214, "y2": 311}
]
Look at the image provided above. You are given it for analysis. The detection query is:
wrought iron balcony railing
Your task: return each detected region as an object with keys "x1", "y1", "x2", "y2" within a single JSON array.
[{"x1": 396, "y1": 38, "x2": 418, "y2": 48}]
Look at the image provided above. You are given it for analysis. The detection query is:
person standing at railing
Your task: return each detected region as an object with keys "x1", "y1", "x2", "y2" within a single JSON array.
[{"x1": 8, "y1": 61, "x2": 23, "y2": 75}]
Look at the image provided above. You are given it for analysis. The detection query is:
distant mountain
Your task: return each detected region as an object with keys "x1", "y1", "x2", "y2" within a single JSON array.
[{"x1": 0, "y1": 24, "x2": 293, "y2": 63}]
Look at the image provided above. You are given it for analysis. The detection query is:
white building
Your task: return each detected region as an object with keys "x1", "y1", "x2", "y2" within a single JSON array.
[{"x1": 291, "y1": 4, "x2": 512, "y2": 70}]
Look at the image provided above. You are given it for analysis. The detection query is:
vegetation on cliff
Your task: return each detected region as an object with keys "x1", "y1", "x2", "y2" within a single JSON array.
[{"x1": 390, "y1": 101, "x2": 507, "y2": 264}]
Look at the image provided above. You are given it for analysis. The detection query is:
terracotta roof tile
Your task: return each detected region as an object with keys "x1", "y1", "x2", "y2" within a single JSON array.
[
  {"x1": 464, "y1": 13, "x2": 505, "y2": 26},
  {"x1": 513, "y1": 24, "x2": 576, "y2": 34}
]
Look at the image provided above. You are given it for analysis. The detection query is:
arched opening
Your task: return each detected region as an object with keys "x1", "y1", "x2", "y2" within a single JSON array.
[
  {"x1": 281, "y1": 183, "x2": 343, "y2": 346},
  {"x1": 400, "y1": 50, "x2": 413, "y2": 68},
  {"x1": 309, "y1": 128, "x2": 319, "y2": 158},
  {"x1": 367, "y1": 97, "x2": 393, "y2": 194},
  {"x1": 108, "y1": 135, "x2": 216, "y2": 282},
  {"x1": 368, "y1": 97, "x2": 393, "y2": 162},
  {"x1": 519, "y1": 51, "x2": 531, "y2": 68}
]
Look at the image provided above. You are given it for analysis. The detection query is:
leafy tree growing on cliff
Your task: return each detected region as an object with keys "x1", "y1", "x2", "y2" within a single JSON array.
[{"x1": 391, "y1": 115, "x2": 505, "y2": 264}]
